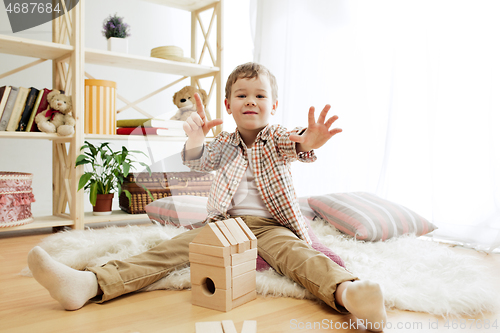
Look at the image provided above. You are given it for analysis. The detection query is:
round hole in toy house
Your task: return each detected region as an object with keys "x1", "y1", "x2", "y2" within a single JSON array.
[{"x1": 201, "y1": 277, "x2": 216, "y2": 296}]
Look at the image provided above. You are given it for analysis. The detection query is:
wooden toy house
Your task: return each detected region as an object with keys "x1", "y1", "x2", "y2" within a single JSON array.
[{"x1": 189, "y1": 217, "x2": 258, "y2": 312}]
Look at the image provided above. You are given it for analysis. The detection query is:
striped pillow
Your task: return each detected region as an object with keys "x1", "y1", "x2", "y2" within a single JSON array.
[
  {"x1": 145, "y1": 196, "x2": 208, "y2": 229},
  {"x1": 308, "y1": 192, "x2": 437, "y2": 241}
]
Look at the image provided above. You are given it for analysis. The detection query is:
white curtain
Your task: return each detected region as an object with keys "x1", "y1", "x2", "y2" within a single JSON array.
[{"x1": 250, "y1": 0, "x2": 500, "y2": 252}]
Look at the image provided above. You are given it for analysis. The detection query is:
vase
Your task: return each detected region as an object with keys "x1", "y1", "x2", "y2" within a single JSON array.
[
  {"x1": 84, "y1": 79, "x2": 117, "y2": 135},
  {"x1": 93, "y1": 193, "x2": 114, "y2": 216},
  {"x1": 107, "y1": 37, "x2": 128, "y2": 53}
]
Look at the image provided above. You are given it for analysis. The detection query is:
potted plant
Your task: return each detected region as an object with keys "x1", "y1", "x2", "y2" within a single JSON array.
[
  {"x1": 76, "y1": 141, "x2": 151, "y2": 215},
  {"x1": 102, "y1": 13, "x2": 130, "y2": 53}
]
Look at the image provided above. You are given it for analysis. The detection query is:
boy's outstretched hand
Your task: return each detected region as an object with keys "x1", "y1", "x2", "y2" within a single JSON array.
[
  {"x1": 289, "y1": 104, "x2": 342, "y2": 152},
  {"x1": 183, "y1": 92, "x2": 223, "y2": 160},
  {"x1": 183, "y1": 92, "x2": 223, "y2": 142}
]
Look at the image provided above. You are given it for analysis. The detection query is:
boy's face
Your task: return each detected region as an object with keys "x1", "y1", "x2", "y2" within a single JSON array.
[{"x1": 225, "y1": 75, "x2": 278, "y2": 135}]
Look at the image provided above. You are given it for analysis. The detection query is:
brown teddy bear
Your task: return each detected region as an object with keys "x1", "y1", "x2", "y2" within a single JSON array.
[
  {"x1": 170, "y1": 86, "x2": 208, "y2": 121},
  {"x1": 35, "y1": 90, "x2": 75, "y2": 136}
]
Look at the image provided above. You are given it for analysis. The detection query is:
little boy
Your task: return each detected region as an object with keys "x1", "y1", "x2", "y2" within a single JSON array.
[{"x1": 28, "y1": 62, "x2": 387, "y2": 331}]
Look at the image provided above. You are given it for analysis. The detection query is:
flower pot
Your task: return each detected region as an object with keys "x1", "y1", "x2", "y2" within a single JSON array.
[
  {"x1": 107, "y1": 37, "x2": 128, "y2": 53},
  {"x1": 93, "y1": 193, "x2": 114, "y2": 216}
]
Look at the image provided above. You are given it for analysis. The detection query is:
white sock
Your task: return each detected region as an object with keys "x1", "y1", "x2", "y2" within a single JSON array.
[
  {"x1": 341, "y1": 280, "x2": 387, "y2": 332},
  {"x1": 27, "y1": 246, "x2": 99, "y2": 310}
]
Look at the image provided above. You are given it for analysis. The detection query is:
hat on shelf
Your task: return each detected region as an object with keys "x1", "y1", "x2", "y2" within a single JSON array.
[{"x1": 150, "y1": 46, "x2": 194, "y2": 63}]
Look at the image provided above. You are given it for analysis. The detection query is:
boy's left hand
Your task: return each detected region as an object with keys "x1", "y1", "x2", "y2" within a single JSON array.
[{"x1": 290, "y1": 104, "x2": 342, "y2": 152}]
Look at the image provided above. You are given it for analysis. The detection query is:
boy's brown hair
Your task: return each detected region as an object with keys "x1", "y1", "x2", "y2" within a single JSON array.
[{"x1": 225, "y1": 62, "x2": 278, "y2": 102}]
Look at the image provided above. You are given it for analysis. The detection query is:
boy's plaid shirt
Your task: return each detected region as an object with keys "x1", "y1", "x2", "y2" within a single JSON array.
[{"x1": 182, "y1": 124, "x2": 316, "y2": 245}]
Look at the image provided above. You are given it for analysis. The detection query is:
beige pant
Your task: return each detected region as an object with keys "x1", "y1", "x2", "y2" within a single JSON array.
[{"x1": 88, "y1": 216, "x2": 357, "y2": 312}]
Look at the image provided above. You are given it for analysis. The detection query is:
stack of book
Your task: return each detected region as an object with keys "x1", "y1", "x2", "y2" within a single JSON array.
[
  {"x1": 0, "y1": 86, "x2": 55, "y2": 132},
  {"x1": 116, "y1": 118, "x2": 186, "y2": 137}
]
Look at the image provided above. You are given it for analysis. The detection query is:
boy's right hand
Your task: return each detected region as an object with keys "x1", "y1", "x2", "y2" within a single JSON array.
[{"x1": 183, "y1": 93, "x2": 223, "y2": 142}]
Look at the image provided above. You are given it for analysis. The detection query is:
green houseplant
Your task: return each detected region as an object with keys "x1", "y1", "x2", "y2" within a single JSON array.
[{"x1": 76, "y1": 141, "x2": 151, "y2": 214}]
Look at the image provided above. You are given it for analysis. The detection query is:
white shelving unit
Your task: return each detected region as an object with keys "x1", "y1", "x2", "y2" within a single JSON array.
[{"x1": 0, "y1": 0, "x2": 223, "y2": 233}]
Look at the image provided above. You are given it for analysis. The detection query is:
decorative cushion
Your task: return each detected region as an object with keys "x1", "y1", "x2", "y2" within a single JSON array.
[
  {"x1": 145, "y1": 195, "x2": 208, "y2": 229},
  {"x1": 308, "y1": 192, "x2": 437, "y2": 241}
]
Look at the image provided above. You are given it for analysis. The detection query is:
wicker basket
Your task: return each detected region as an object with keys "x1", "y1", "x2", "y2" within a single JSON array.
[
  {"x1": 0, "y1": 172, "x2": 35, "y2": 228},
  {"x1": 119, "y1": 171, "x2": 213, "y2": 214}
]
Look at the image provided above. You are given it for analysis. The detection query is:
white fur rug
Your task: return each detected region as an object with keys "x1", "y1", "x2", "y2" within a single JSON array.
[{"x1": 24, "y1": 219, "x2": 499, "y2": 317}]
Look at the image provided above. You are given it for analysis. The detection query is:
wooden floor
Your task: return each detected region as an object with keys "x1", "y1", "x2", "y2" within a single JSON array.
[{"x1": 1, "y1": 226, "x2": 499, "y2": 333}]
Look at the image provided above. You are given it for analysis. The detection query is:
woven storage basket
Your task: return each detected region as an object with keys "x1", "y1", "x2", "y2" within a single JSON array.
[
  {"x1": 0, "y1": 172, "x2": 35, "y2": 228},
  {"x1": 119, "y1": 171, "x2": 213, "y2": 214}
]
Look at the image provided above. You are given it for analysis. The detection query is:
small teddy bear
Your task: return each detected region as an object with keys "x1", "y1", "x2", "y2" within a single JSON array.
[
  {"x1": 170, "y1": 86, "x2": 208, "y2": 121},
  {"x1": 35, "y1": 90, "x2": 75, "y2": 136}
]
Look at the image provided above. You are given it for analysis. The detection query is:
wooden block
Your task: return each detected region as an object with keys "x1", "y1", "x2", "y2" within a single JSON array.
[
  {"x1": 221, "y1": 320, "x2": 238, "y2": 333},
  {"x1": 231, "y1": 248, "x2": 257, "y2": 266},
  {"x1": 232, "y1": 260, "x2": 256, "y2": 278},
  {"x1": 223, "y1": 219, "x2": 251, "y2": 253},
  {"x1": 189, "y1": 242, "x2": 230, "y2": 258},
  {"x1": 190, "y1": 252, "x2": 230, "y2": 267},
  {"x1": 241, "y1": 320, "x2": 257, "y2": 333},
  {"x1": 190, "y1": 263, "x2": 231, "y2": 290},
  {"x1": 232, "y1": 290, "x2": 257, "y2": 309},
  {"x1": 192, "y1": 223, "x2": 231, "y2": 248},
  {"x1": 195, "y1": 321, "x2": 224, "y2": 333},
  {"x1": 232, "y1": 270, "x2": 256, "y2": 299},
  {"x1": 192, "y1": 284, "x2": 232, "y2": 312},
  {"x1": 215, "y1": 221, "x2": 239, "y2": 253},
  {"x1": 234, "y1": 217, "x2": 258, "y2": 249}
]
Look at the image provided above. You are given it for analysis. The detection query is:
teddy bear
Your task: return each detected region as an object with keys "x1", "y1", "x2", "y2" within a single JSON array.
[
  {"x1": 170, "y1": 86, "x2": 208, "y2": 121},
  {"x1": 35, "y1": 90, "x2": 75, "y2": 136}
]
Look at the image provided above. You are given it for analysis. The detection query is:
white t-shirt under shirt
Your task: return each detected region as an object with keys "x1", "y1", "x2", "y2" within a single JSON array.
[{"x1": 227, "y1": 149, "x2": 273, "y2": 219}]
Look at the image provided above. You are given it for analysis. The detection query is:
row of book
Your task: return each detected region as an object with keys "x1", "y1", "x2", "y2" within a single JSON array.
[
  {"x1": 0, "y1": 86, "x2": 55, "y2": 132},
  {"x1": 0, "y1": 85, "x2": 188, "y2": 137},
  {"x1": 116, "y1": 118, "x2": 186, "y2": 137}
]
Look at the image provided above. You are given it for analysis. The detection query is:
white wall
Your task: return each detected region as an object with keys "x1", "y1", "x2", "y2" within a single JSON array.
[{"x1": 0, "y1": 0, "x2": 253, "y2": 215}]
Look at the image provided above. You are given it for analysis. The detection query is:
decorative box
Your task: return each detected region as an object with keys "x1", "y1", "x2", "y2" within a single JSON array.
[
  {"x1": 0, "y1": 172, "x2": 36, "y2": 228},
  {"x1": 119, "y1": 171, "x2": 213, "y2": 214}
]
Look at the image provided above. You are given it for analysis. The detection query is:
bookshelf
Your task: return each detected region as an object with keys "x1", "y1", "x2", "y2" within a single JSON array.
[
  {"x1": 0, "y1": 34, "x2": 73, "y2": 59},
  {"x1": 0, "y1": 0, "x2": 223, "y2": 233}
]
